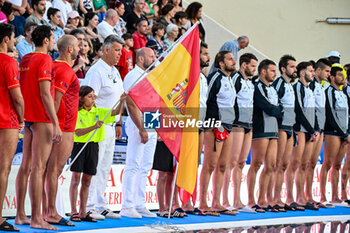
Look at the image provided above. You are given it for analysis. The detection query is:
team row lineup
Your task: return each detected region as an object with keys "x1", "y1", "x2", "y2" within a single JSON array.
[{"x1": 0, "y1": 22, "x2": 349, "y2": 232}]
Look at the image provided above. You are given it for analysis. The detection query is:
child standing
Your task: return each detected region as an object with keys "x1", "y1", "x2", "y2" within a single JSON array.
[
  {"x1": 117, "y1": 33, "x2": 134, "y2": 80},
  {"x1": 69, "y1": 86, "x2": 124, "y2": 222}
]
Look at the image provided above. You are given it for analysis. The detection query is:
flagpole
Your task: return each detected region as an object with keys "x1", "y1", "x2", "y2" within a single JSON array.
[
  {"x1": 126, "y1": 21, "x2": 200, "y2": 94},
  {"x1": 168, "y1": 161, "x2": 179, "y2": 219},
  {"x1": 65, "y1": 99, "x2": 122, "y2": 171}
]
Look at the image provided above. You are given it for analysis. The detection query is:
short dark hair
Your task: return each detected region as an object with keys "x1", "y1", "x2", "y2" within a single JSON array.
[
  {"x1": 151, "y1": 22, "x2": 165, "y2": 36},
  {"x1": 23, "y1": 22, "x2": 37, "y2": 33},
  {"x1": 258, "y1": 59, "x2": 276, "y2": 76},
  {"x1": 278, "y1": 54, "x2": 296, "y2": 73},
  {"x1": 185, "y1": 1, "x2": 202, "y2": 20},
  {"x1": 239, "y1": 53, "x2": 258, "y2": 67},
  {"x1": 330, "y1": 66, "x2": 343, "y2": 77},
  {"x1": 47, "y1": 7, "x2": 60, "y2": 20},
  {"x1": 214, "y1": 50, "x2": 230, "y2": 69},
  {"x1": 32, "y1": 0, "x2": 42, "y2": 7},
  {"x1": 315, "y1": 58, "x2": 332, "y2": 70},
  {"x1": 70, "y1": 28, "x2": 86, "y2": 37},
  {"x1": 79, "y1": 86, "x2": 94, "y2": 110},
  {"x1": 296, "y1": 61, "x2": 312, "y2": 77},
  {"x1": 174, "y1": 11, "x2": 187, "y2": 23},
  {"x1": 136, "y1": 17, "x2": 148, "y2": 26},
  {"x1": 200, "y1": 41, "x2": 208, "y2": 53},
  {"x1": 122, "y1": 33, "x2": 133, "y2": 40},
  {"x1": 31, "y1": 25, "x2": 52, "y2": 47},
  {"x1": 1, "y1": 2, "x2": 13, "y2": 17},
  {"x1": 84, "y1": 12, "x2": 97, "y2": 27},
  {"x1": 309, "y1": 60, "x2": 315, "y2": 69},
  {"x1": 161, "y1": 4, "x2": 175, "y2": 16},
  {"x1": 0, "y1": 23, "x2": 14, "y2": 44}
]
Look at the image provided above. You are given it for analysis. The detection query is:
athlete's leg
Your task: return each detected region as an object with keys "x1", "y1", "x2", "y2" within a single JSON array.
[
  {"x1": 341, "y1": 145, "x2": 350, "y2": 201},
  {"x1": 331, "y1": 140, "x2": 347, "y2": 203}
]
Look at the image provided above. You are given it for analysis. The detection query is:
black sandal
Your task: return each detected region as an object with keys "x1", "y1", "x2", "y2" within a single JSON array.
[
  {"x1": 70, "y1": 213, "x2": 81, "y2": 222},
  {"x1": 81, "y1": 214, "x2": 97, "y2": 222},
  {"x1": 0, "y1": 221, "x2": 19, "y2": 232}
]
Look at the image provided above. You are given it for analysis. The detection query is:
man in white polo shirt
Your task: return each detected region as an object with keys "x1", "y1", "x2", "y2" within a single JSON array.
[
  {"x1": 97, "y1": 9, "x2": 119, "y2": 43},
  {"x1": 81, "y1": 35, "x2": 124, "y2": 220},
  {"x1": 120, "y1": 47, "x2": 157, "y2": 218}
]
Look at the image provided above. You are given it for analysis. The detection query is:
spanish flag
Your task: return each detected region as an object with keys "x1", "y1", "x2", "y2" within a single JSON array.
[{"x1": 128, "y1": 24, "x2": 200, "y2": 203}]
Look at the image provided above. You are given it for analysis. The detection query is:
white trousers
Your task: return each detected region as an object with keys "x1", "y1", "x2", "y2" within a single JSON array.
[
  {"x1": 122, "y1": 118, "x2": 157, "y2": 209},
  {"x1": 87, "y1": 124, "x2": 115, "y2": 212}
]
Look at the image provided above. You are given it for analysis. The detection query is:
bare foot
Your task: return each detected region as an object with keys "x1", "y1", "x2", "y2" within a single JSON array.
[
  {"x1": 233, "y1": 202, "x2": 245, "y2": 209},
  {"x1": 31, "y1": 219, "x2": 59, "y2": 230},
  {"x1": 332, "y1": 198, "x2": 343, "y2": 203},
  {"x1": 14, "y1": 215, "x2": 31, "y2": 225}
]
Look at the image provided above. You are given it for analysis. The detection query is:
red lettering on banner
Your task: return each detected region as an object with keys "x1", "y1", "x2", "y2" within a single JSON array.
[
  {"x1": 115, "y1": 192, "x2": 122, "y2": 204},
  {"x1": 107, "y1": 168, "x2": 116, "y2": 187},
  {"x1": 120, "y1": 168, "x2": 124, "y2": 184},
  {"x1": 145, "y1": 191, "x2": 158, "y2": 204},
  {"x1": 147, "y1": 170, "x2": 155, "y2": 186},
  {"x1": 3, "y1": 195, "x2": 16, "y2": 210}
]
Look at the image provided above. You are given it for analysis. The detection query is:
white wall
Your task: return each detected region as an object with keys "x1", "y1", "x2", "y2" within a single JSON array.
[{"x1": 187, "y1": 0, "x2": 350, "y2": 66}]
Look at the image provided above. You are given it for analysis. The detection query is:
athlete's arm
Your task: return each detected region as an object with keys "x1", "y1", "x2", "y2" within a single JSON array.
[
  {"x1": 54, "y1": 90, "x2": 64, "y2": 113},
  {"x1": 39, "y1": 80, "x2": 62, "y2": 143},
  {"x1": 9, "y1": 87, "x2": 24, "y2": 131}
]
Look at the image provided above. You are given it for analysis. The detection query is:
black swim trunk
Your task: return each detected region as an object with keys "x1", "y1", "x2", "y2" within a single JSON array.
[
  {"x1": 70, "y1": 142, "x2": 99, "y2": 175},
  {"x1": 25, "y1": 122, "x2": 34, "y2": 128},
  {"x1": 152, "y1": 141, "x2": 174, "y2": 172}
]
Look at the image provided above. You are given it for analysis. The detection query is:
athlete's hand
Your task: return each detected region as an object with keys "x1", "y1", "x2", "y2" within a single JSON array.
[
  {"x1": 18, "y1": 121, "x2": 24, "y2": 132},
  {"x1": 139, "y1": 128, "x2": 149, "y2": 144},
  {"x1": 94, "y1": 121, "x2": 104, "y2": 129},
  {"x1": 115, "y1": 125, "x2": 123, "y2": 139},
  {"x1": 52, "y1": 124, "x2": 62, "y2": 144}
]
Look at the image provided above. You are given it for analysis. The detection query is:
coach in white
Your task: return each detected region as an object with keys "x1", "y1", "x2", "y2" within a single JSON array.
[
  {"x1": 120, "y1": 47, "x2": 157, "y2": 218},
  {"x1": 81, "y1": 35, "x2": 124, "y2": 220}
]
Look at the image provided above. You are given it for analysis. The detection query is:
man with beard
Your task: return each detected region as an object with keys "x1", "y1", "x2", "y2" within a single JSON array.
[
  {"x1": 26, "y1": 0, "x2": 49, "y2": 25},
  {"x1": 221, "y1": 53, "x2": 257, "y2": 213},
  {"x1": 320, "y1": 66, "x2": 350, "y2": 206},
  {"x1": 306, "y1": 58, "x2": 331, "y2": 207},
  {"x1": 285, "y1": 62, "x2": 319, "y2": 210},
  {"x1": 16, "y1": 25, "x2": 61, "y2": 230},
  {"x1": 198, "y1": 51, "x2": 236, "y2": 216},
  {"x1": 0, "y1": 23, "x2": 24, "y2": 232},
  {"x1": 269, "y1": 55, "x2": 298, "y2": 211},
  {"x1": 120, "y1": 47, "x2": 157, "y2": 218},
  {"x1": 247, "y1": 59, "x2": 282, "y2": 213},
  {"x1": 182, "y1": 42, "x2": 210, "y2": 215},
  {"x1": 44, "y1": 35, "x2": 80, "y2": 227}
]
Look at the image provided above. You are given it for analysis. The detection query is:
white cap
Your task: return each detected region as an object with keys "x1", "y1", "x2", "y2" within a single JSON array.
[{"x1": 326, "y1": 50, "x2": 341, "y2": 58}]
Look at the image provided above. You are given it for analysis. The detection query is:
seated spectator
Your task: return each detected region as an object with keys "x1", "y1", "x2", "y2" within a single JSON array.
[
  {"x1": 26, "y1": 0, "x2": 49, "y2": 25},
  {"x1": 125, "y1": 0, "x2": 146, "y2": 34},
  {"x1": 0, "y1": 0, "x2": 7, "y2": 24},
  {"x1": 157, "y1": 3, "x2": 175, "y2": 27},
  {"x1": 163, "y1": 23, "x2": 177, "y2": 49},
  {"x1": 117, "y1": 33, "x2": 134, "y2": 80},
  {"x1": 16, "y1": 22, "x2": 37, "y2": 61},
  {"x1": 108, "y1": 0, "x2": 126, "y2": 38},
  {"x1": 64, "y1": 10, "x2": 82, "y2": 33},
  {"x1": 92, "y1": 0, "x2": 106, "y2": 21},
  {"x1": 149, "y1": 22, "x2": 166, "y2": 57},
  {"x1": 96, "y1": 9, "x2": 119, "y2": 43},
  {"x1": 52, "y1": 0, "x2": 73, "y2": 25},
  {"x1": 83, "y1": 12, "x2": 98, "y2": 42},
  {"x1": 73, "y1": 37, "x2": 93, "y2": 78},
  {"x1": 145, "y1": 0, "x2": 156, "y2": 21},
  {"x1": 7, "y1": 0, "x2": 26, "y2": 15},
  {"x1": 2, "y1": 1, "x2": 26, "y2": 37},
  {"x1": 90, "y1": 41, "x2": 102, "y2": 64},
  {"x1": 174, "y1": 11, "x2": 186, "y2": 38},
  {"x1": 78, "y1": 0, "x2": 93, "y2": 15},
  {"x1": 70, "y1": 27, "x2": 86, "y2": 42},
  {"x1": 47, "y1": 7, "x2": 64, "y2": 42},
  {"x1": 185, "y1": 1, "x2": 205, "y2": 41},
  {"x1": 132, "y1": 17, "x2": 148, "y2": 54},
  {"x1": 152, "y1": 0, "x2": 167, "y2": 20},
  {"x1": 170, "y1": 0, "x2": 184, "y2": 13}
]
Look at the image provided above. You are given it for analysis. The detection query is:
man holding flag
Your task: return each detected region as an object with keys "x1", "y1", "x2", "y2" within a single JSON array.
[{"x1": 120, "y1": 47, "x2": 158, "y2": 219}]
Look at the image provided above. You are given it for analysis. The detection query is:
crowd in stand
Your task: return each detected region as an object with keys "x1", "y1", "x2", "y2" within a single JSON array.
[{"x1": 0, "y1": 0, "x2": 350, "y2": 232}]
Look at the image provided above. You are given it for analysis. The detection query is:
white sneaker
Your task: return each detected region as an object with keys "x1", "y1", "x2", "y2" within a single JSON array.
[
  {"x1": 136, "y1": 207, "x2": 157, "y2": 218},
  {"x1": 87, "y1": 209, "x2": 105, "y2": 220},
  {"x1": 120, "y1": 207, "x2": 142, "y2": 219},
  {"x1": 101, "y1": 209, "x2": 121, "y2": 219}
]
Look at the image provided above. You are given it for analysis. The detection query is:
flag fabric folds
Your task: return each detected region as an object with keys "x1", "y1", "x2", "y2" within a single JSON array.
[{"x1": 128, "y1": 24, "x2": 200, "y2": 203}]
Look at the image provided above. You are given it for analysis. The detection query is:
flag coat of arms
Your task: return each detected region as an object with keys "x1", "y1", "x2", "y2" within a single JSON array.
[{"x1": 128, "y1": 24, "x2": 200, "y2": 203}]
